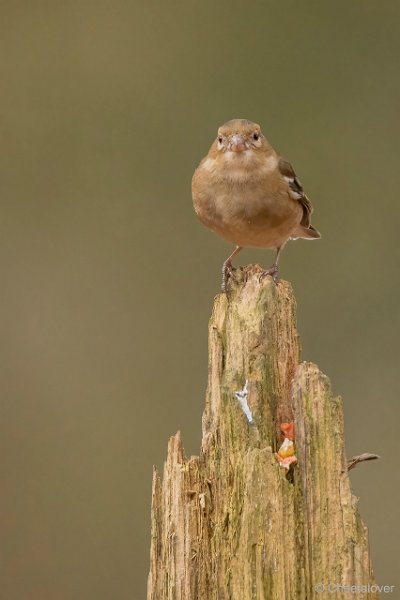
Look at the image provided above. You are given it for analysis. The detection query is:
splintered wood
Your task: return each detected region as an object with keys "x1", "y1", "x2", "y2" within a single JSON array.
[{"x1": 147, "y1": 266, "x2": 377, "y2": 600}]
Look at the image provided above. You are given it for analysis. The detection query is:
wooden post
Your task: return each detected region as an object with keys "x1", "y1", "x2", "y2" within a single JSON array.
[{"x1": 147, "y1": 265, "x2": 377, "y2": 600}]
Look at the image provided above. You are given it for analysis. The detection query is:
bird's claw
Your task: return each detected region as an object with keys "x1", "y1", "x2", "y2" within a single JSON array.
[
  {"x1": 259, "y1": 264, "x2": 279, "y2": 284},
  {"x1": 221, "y1": 260, "x2": 235, "y2": 293}
]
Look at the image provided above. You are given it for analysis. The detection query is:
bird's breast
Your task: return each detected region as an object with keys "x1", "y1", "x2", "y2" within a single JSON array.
[
  {"x1": 199, "y1": 151, "x2": 278, "y2": 182},
  {"x1": 192, "y1": 153, "x2": 302, "y2": 248}
]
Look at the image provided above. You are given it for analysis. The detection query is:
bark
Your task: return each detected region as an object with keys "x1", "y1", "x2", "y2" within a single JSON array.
[{"x1": 147, "y1": 265, "x2": 377, "y2": 600}]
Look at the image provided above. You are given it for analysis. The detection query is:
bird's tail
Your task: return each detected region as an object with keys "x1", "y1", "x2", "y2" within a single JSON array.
[{"x1": 291, "y1": 225, "x2": 321, "y2": 240}]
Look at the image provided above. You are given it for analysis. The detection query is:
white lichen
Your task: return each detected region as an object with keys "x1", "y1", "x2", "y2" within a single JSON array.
[{"x1": 234, "y1": 380, "x2": 254, "y2": 424}]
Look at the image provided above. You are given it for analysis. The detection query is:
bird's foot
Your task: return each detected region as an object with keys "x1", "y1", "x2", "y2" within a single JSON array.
[
  {"x1": 221, "y1": 259, "x2": 235, "y2": 293},
  {"x1": 259, "y1": 264, "x2": 279, "y2": 284}
]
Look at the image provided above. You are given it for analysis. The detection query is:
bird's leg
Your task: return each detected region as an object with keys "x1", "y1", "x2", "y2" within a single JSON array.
[
  {"x1": 259, "y1": 245, "x2": 284, "y2": 284},
  {"x1": 221, "y1": 245, "x2": 243, "y2": 293}
]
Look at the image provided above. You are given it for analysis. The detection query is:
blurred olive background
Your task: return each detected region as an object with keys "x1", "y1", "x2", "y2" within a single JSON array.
[{"x1": 1, "y1": 1, "x2": 399, "y2": 598}]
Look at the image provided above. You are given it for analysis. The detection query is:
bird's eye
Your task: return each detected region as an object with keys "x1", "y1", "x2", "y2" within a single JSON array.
[
  {"x1": 218, "y1": 136, "x2": 223, "y2": 144},
  {"x1": 253, "y1": 132, "x2": 260, "y2": 141}
]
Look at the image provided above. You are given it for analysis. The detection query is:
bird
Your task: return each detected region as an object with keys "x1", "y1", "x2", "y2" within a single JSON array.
[{"x1": 191, "y1": 118, "x2": 320, "y2": 292}]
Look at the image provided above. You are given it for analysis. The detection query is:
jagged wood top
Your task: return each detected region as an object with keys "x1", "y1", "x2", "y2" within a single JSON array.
[{"x1": 148, "y1": 266, "x2": 377, "y2": 600}]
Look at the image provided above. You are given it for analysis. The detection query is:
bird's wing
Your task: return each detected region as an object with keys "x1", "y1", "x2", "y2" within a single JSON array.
[{"x1": 278, "y1": 158, "x2": 313, "y2": 228}]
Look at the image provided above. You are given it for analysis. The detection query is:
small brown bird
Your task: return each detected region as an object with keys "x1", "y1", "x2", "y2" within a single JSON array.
[{"x1": 191, "y1": 118, "x2": 320, "y2": 291}]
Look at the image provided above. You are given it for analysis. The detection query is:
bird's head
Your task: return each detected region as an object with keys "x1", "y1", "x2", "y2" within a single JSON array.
[
  {"x1": 198, "y1": 118, "x2": 275, "y2": 181},
  {"x1": 215, "y1": 118, "x2": 268, "y2": 154}
]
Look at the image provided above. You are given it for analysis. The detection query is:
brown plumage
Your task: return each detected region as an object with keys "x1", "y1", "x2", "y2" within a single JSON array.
[{"x1": 191, "y1": 118, "x2": 320, "y2": 291}]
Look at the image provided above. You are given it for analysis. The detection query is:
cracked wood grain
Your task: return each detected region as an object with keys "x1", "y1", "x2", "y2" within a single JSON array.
[{"x1": 147, "y1": 265, "x2": 377, "y2": 600}]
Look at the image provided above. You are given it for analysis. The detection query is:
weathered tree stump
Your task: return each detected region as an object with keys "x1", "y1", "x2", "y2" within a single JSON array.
[{"x1": 147, "y1": 265, "x2": 377, "y2": 600}]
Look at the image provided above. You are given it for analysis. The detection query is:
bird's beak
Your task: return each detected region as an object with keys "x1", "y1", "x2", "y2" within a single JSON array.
[{"x1": 229, "y1": 134, "x2": 247, "y2": 152}]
